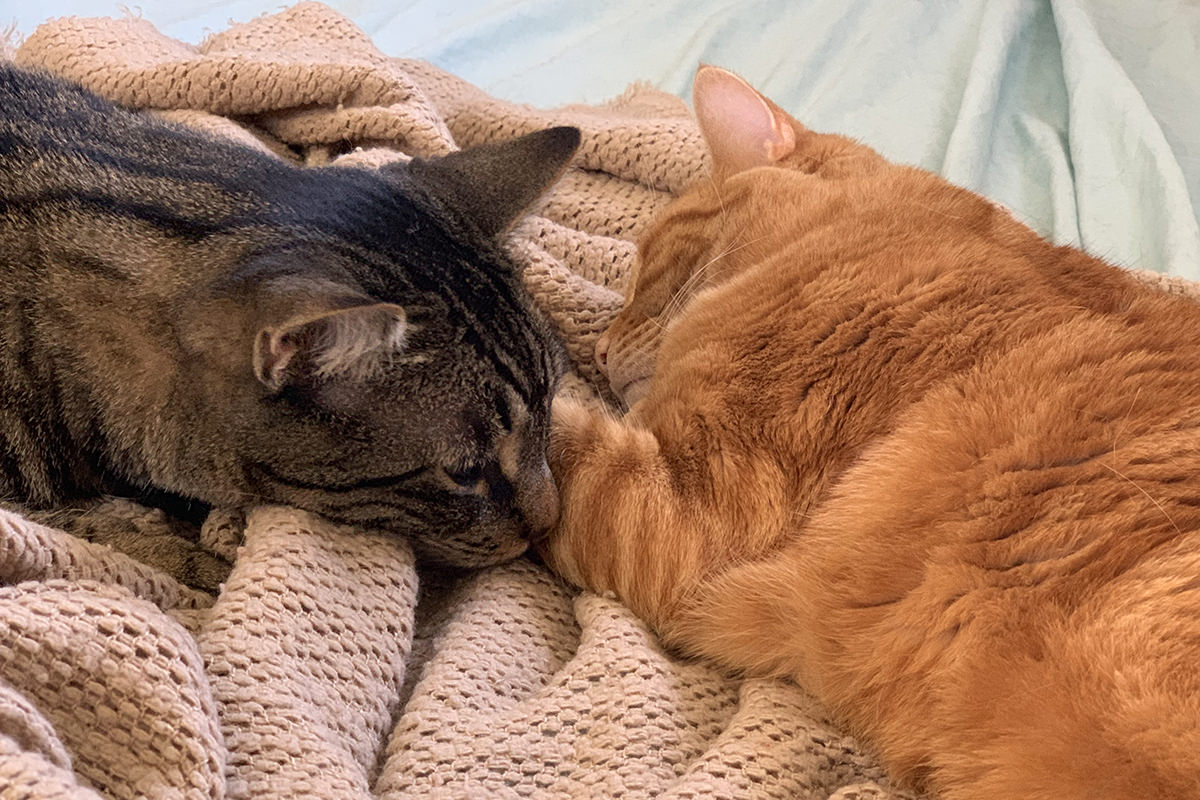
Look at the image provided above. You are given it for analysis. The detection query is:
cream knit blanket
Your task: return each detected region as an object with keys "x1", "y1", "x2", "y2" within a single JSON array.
[{"x1": 6, "y1": 4, "x2": 1192, "y2": 798}]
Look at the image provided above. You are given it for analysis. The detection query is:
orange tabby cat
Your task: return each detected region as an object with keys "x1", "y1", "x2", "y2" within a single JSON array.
[{"x1": 541, "y1": 66, "x2": 1200, "y2": 799}]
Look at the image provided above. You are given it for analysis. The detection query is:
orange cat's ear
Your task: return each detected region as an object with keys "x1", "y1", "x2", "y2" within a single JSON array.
[{"x1": 692, "y1": 65, "x2": 797, "y2": 179}]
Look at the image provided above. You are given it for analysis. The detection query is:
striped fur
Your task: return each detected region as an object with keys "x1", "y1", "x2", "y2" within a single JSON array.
[{"x1": 0, "y1": 64, "x2": 577, "y2": 567}]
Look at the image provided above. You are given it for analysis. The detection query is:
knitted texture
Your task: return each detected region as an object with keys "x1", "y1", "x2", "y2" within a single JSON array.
[{"x1": 4, "y1": 4, "x2": 1191, "y2": 798}]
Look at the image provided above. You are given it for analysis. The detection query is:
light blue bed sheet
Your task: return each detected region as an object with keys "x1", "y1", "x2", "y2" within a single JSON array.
[{"x1": 9, "y1": 0, "x2": 1200, "y2": 278}]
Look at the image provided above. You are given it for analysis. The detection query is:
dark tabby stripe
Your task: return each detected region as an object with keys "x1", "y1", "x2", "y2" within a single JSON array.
[{"x1": 246, "y1": 459, "x2": 426, "y2": 494}]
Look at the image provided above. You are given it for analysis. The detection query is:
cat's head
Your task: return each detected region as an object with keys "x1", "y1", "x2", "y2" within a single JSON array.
[
  {"x1": 194, "y1": 127, "x2": 579, "y2": 567},
  {"x1": 595, "y1": 66, "x2": 887, "y2": 407}
]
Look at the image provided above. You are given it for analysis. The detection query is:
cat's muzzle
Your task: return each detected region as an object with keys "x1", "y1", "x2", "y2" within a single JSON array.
[{"x1": 518, "y1": 463, "x2": 560, "y2": 542}]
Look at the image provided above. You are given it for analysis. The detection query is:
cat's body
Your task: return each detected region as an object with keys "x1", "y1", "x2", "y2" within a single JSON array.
[
  {"x1": 1, "y1": 64, "x2": 578, "y2": 568},
  {"x1": 543, "y1": 67, "x2": 1200, "y2": 799}
]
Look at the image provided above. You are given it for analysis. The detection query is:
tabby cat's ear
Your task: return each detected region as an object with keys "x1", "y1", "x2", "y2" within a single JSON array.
[
  {"x1": 405, "y1": 126, "x2": 581, "y2": 238},
  {"x1": 692, "y1": 65, "x2": 797, "y2": 178},
  {"x1": 253, "y1": 302, "x2": 407, "y2": 391}
]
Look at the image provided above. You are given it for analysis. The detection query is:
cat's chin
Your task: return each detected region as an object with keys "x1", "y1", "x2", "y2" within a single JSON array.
[
  {"x1": 615, "y1": 377, "x2": 651, "y2": 408},
  {"x1": 412, "y1": 533, "x2": 531, "y2": 569}
]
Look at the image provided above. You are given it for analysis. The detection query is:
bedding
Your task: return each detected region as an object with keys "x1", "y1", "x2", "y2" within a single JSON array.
[{"x1": 1, "y1": 2, "x2": 1198, "y2": 798}]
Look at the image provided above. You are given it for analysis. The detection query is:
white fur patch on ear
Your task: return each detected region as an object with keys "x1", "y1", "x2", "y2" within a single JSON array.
[
  {"x1": 692, "y1": 65, "x2": 797, "y2": 176},
  {"x1": 312, "y1": 303, "x2": 408, "y2": 381},
  {"x1": 253, "y1": 303, "x2": 408, "y2": 390}
]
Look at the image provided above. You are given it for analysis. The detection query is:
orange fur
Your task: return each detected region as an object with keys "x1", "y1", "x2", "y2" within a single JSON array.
[{"x1": 541, "y1": 66, "x2": 1200, "y2": 798}]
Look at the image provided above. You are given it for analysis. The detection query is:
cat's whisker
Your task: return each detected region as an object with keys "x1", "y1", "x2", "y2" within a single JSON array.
[
  {"x1": 1098, "y1": 459, "x2": 1182, "y2": 535},
  {"x1": 908, "y1": 201, "x2": 965, "y2": 221},
  {"x1": 708, "y1": 174, "x2": 729, "y2": 221},
  {"x1": 663, "y1": 237, "x2": 743, "y2": 317},
  {"x1": 661, "y1": 233, "x2": 770, "y2": 322},
  {"x1": 1112, "y1": 386, "x2": 1143, "y2": 453},
  {"x1": 609, "y1": 340, "x2": 659, "y2": 375},
  {"x1": 646, "y1": 314, "x2": 670, "y2": 332}
]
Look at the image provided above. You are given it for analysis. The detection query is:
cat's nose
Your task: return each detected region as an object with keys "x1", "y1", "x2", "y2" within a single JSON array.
[
  {"x1": 520, "y1": 460, "x2": 560, "y2": 541},
  {"x1": 594, "y1": 334, "x2": 610, "y2": 376}
]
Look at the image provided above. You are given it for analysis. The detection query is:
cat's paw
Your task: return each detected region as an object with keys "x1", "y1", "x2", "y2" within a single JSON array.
[
  {"x1": 548, "y1": 396, "x2": 602, "y2": 478},
  {"x1": 538, "y1": 397, "x2": 603, "y2": 583},
  {"x1": 542, "y1": 395, "x2": 673, "y2": 594}
]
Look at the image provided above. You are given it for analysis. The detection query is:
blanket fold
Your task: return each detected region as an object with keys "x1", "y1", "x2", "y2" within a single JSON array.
[{"x1": 6, "y1": 3, "x2": 1188, "y2": 798}]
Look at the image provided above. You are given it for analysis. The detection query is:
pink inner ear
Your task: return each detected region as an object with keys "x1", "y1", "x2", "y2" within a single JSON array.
[
  {"x1": 692, "y1": 66, "x2": 796, "y2": 175},
  {"x1": 254, "y1": 328, "x2": 298, "y2": 390}
]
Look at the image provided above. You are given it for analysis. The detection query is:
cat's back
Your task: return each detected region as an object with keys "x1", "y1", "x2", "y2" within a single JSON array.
[
  {"x1": 814, "y1": 269, "x2": 1200, "y2": 800},
  {"x1": 0, "y1": 63, "x2": 276, "y2": 176},
  {"x1": 661, "y1": 164, "x2": 1200, "y2": 625},
  {"x1": 754, "y1": 164, "x2": 1200, "y2": 536},
  {"x1": 0, "y1": 64, "x2": 290, "y2": 238},
  {"x1": 705, "y1": 168, "x2": 1200, "y2": 798},
  {"x1": 690, "y1": 165, "x2": 1200, "y2": 414}
]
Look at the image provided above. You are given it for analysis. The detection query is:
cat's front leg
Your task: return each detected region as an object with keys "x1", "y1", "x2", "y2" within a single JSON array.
[{"x1": 539, "y1": 396, "x2": 714, "y2": 633}]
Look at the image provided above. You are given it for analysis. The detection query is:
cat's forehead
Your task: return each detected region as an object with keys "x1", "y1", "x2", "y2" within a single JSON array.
[{"x1": 633, "y1": 184, "x2": 723, "y2": 280}]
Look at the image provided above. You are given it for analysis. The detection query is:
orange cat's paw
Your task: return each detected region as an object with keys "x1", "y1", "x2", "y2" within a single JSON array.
[
  {"x1": 539, "y1": 396, "x2": 611, "y2": 585},
  {"x1": 548, "y1": 396, "x2": 601, "y2": 476}
]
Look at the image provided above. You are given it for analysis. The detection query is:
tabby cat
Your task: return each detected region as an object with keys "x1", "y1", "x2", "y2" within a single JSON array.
[
  {"x1": 0, "y1": 63, "x2": 578, "y2": 569},
  {"x1": 542, "y1": 66, "x2": 1200, "y2": 799}
]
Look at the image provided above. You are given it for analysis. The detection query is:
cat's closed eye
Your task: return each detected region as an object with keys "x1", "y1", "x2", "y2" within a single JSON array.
[{"x1": 444, "y1": 463, "x2": 486, "y2": 488}]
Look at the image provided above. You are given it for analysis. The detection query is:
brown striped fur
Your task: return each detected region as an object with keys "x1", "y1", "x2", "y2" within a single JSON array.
[
  {"x1": 541, "y1": 66, "x2": 1200, "y2": 799},
  {"x1": 1, "y1": 64, "x2": 579, "y2": 570}
]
